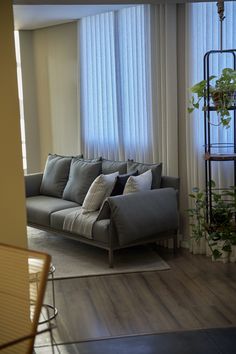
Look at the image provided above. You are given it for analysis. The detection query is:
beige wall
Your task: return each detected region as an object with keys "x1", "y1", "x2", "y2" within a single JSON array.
[
  {"x1": 20, "y1": 22, "x2": 81, "y2": 172},
  {"x1": 0, "y1": 0, "x2": 27, "y2": 248},
  {"x1": 33, "y1": 22, "x2": 81, "y2": 170}
]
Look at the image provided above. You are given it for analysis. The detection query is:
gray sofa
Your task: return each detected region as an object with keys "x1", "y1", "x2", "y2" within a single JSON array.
[{"x1": 25, "y1": 155, "x2": 179, "y2": 267}]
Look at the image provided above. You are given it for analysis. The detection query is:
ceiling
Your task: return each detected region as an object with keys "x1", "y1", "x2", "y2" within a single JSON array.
[
  {"x1": 13, "y1": 4, "x2": 136, "y2": 30},
  {"x1": 13, "y1": 0, "x2": 219, "y2": 30}
]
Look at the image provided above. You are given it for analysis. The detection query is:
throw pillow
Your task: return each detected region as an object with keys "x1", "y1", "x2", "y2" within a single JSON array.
[
  {"x1": 127, "y1": 161, "x2": 162, "y2": 189},
  {"x1": 40, "y1": 154, "x2": 73, "y2": 198},
  {"x1": 82, "y1": 172, "x2": 118, "y2": 212},
  {"x1": 83, "y1": 157, "x2": 102, "y2": 162},
  {"x1": 102, "y1": 159, "x2": 127, "y2": 175},
  {"x1": 62, "y1": 158, "x2": 102, "y2": 204},
  {"x1": 111, "y1": 171, "x2": 139, "y2": 196},
  {"x1": 123, "y1": 169, "x2": 152, "y2": 194}
]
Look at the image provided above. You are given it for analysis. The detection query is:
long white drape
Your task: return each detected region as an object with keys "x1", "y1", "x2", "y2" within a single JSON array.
[
  {"x1": 80, "y1": 4, "x2": 178, "y2": 175},
  {"x1": 80, "y1": 12, "x2": 120, "y2": 160},
  {"x1": 150, "y1": 5, "x2": 178, "y2": 176},
  {"x1": 186, "y1": 2, "x2": 236, "y2": 253}
]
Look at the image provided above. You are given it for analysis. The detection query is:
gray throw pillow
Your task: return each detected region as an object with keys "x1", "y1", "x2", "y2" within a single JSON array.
[
  {"x1": 123, "y1": 169, "x2": 152, "y2": 194},
  {"x1": 127, "y1": 161, "x2": 162, "y2": 189},
  {"x1": 62, "y1": 158, "x2": 102, "y2": 204},
  {"x1": 40, "y1": 154, "x2": 73, "y2": 198},
  {"x1": 102, "y1": 159, "x2": 127, "y2": 175}
]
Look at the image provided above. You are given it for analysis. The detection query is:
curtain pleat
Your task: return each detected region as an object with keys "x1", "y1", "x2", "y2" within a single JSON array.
[
  {"x1": 149, "y1": 5, "x2": 178, "y2": 176},
  {"x1": 80, "y1": 12, "x2": 119, "y2": 159}
]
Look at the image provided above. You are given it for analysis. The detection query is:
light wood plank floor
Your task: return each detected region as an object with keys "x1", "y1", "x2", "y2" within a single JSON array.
[{"x1": 39, "y1": 248, "x2": 236, "y2": 344}]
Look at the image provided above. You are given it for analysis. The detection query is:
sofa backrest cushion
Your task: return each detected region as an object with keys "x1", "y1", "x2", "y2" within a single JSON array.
[
  {"x1": 40, "y1": 154, "x2": 73, "y2": 198},
  {"x1": 102, "y1": 159, "x2": 127, "y2": 175},
  {"x1": 111, "y1": 171, "x2": 138, "y2": 196},
  {"x1": 62, "y1": 158, "x2": 102, "y2": 204},
  {"x1": 127, "y1": 161, "x2": 162, "y2": 189},
  {"x1": 82, "y1": 172, "x2": 118, "y2": 212},
  {"x1": 83, "y1": 157, "x2": 102, "y2": 162},
  {"x1": 123, "y1": 169, "x2": 152, "y2": 194}
]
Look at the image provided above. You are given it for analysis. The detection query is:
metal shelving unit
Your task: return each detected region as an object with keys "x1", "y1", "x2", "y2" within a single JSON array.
[{"x1": 203, "y1": 49, "x2": 236, "y2": 221}]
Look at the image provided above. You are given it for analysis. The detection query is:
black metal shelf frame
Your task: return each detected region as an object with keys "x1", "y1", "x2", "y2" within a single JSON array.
[{"x1": 203, "y1": 49, "x2": 236, "y2": 221}]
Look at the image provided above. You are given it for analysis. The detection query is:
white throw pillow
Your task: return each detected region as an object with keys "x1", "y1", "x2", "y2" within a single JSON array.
[
  {"x1": 82, "y1": 172, "x2": 118, "y2": 212},
  {"x1": 123, "y1": 169, "x2": 152, "y2": 194}
]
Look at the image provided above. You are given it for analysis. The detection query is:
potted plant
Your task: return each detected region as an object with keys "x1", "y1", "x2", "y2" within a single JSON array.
[
  {"x1": 188, "y1": 181, "x2": 236, "y2": 261},
  {"x1": 188, "y1": 68, "x2": 236, "y2": 128}
]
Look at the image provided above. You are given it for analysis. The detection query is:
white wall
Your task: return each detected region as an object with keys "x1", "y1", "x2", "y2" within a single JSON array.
[
  {"x1": 20, "y1": 21, "x2": 81, "y2": 171},
  {"x1": 0, "y1": 0, "x2": 27, "y2": 248}
]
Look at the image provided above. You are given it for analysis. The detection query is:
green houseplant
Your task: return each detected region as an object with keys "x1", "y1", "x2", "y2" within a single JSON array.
[
  {"x1": 188, "y1": 68, "x2": 236, "y2": 128},
  {"x1": 188, "y1": 181, "x2": 236, "y2": 261}
]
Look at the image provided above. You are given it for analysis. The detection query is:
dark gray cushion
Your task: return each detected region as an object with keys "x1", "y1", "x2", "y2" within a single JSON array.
[
  {"x1": 40, "y1": 154, "x2": 73, "y2": 198},
  {"x1": 102, "y1": 159, "x2": 127, "y2": 175},
  {"x1": 27, "y1": 195, "x2": 79, "y2": 227},
  {"x1": 127, "y1": 161, "x2": 162, "y2": 189},
  {"x1": 62, "y1": 158, "x2": 102, "y2": 204}
]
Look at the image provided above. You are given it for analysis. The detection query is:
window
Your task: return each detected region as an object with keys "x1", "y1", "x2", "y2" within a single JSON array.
[
  {"x1": 14, "y1": 31, "x2": 27, "y2": 173},
  {"x1": 80, "y1": 5, "x2": 152, "y2": 162}
]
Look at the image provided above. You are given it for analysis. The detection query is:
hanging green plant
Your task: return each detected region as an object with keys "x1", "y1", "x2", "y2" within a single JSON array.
[
  {"x1": 188, "y1": 68, "x2": 236, "y2": 128},
  {"x1": 188, "y1": 181, "x2": 236, "y2": 261}
]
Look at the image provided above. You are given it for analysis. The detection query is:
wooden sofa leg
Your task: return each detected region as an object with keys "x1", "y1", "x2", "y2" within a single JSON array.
[{"x1": 109, "y1": 249, "x2": 114, "y2": 268}]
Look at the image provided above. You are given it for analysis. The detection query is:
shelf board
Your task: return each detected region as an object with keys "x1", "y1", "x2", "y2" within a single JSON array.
[
  {"x1": 204, "y1": 153, "x2": 236, "y2": 161},
  {"x1": 208, "y1": 105, "x2": 236, "y2": 112}
]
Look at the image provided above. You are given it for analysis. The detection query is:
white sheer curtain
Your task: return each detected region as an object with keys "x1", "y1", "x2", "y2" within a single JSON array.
[
  {"x1": 186, "y1": 2, "x2": 236, "y2": 253},
  {"x1": 80, "y1": 4, "x2": 178, "y2": 175},
  {"x1": 150, "y1": 5, "x2": 178, "y2": 176},
  {"x1": 80, "y1": 12, "x2": 120, "y2": 160}
]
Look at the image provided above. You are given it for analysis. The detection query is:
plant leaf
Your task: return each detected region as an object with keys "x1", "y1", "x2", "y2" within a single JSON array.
[
  {"x1": 188, "y1": 107, "x2": 194, "y2": 114},
  {"x1": 212, "y1": 249, "x2": 222, "y2": 259}
]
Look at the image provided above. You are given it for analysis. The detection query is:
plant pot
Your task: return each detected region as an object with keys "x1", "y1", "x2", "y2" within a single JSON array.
[
  {"x1": 211, "y1": 90, "x2": 236, "y2": 108},
  {"x1": 208, "y1": 239, "x2": 236, "y2": 263}
]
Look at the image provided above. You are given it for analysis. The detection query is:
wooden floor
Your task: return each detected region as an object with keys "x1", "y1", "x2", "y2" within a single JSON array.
[{"x1": 38, "y1": 248, "x2": 236, "y2": 345}]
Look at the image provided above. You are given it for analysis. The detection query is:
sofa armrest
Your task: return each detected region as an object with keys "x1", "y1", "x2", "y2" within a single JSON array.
[
  {"x1": 25, "y1": 173, "x2": 43, "y2": 197},
  {"x1": 160, "y1": 176, "x2": 180, "y2": 190},
  {"x1": 107, "y1": 188, "x2": 178, "y2": 246}
]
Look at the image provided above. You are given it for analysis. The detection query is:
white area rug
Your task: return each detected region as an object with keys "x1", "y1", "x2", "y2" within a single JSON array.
[{"x1": 28, "y1": 227, "x2": 170, "y2": 278}]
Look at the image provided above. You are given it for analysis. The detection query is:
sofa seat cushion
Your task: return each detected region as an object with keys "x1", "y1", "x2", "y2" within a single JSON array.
[
  {"x1": 27, "y1": 196, "x2": 79, "y2": 227},
  {"x1": 50, "y1": 207, "x2": 80, "y2": 230}
]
